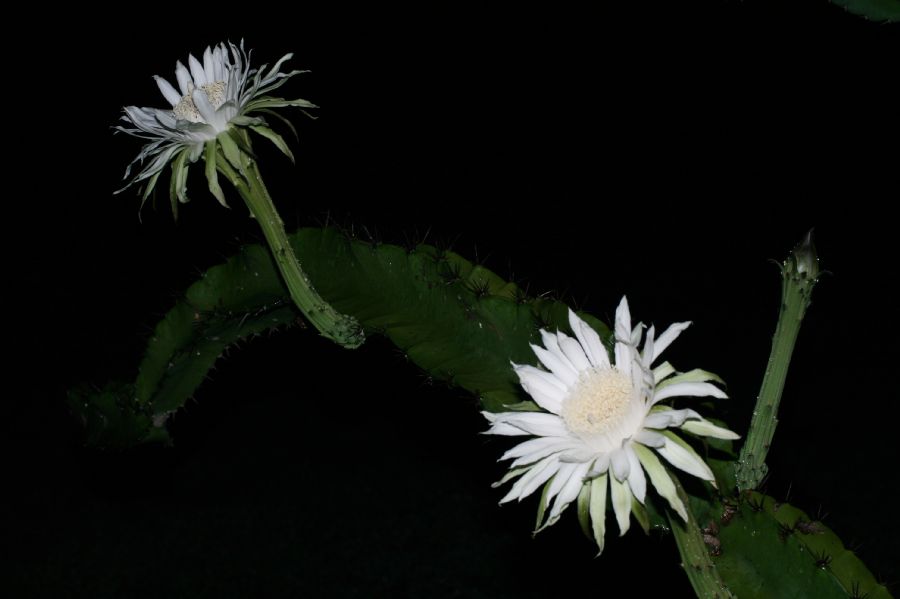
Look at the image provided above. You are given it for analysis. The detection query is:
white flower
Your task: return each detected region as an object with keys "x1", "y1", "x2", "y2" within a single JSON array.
[
  {"x1": 115, "y1": 41, "x2": 314, "y2": 209},
  {"x1": 484, "y1": 297, "x2": 738, "y2": 553}
]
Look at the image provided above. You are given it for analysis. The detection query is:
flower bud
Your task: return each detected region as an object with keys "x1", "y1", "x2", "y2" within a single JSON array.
[{"x1": 785, "y1": 229, "x2": 819, "y2": 282}]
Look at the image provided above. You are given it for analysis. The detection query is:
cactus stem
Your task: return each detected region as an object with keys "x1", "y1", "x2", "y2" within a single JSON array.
[
  {"x1": 669, "y1": 475, "x2": 735, "y2": 599},
  {"x1": 734, "y1": 231, "x2": 820, "y2": 492},
  {"x1": 214, "y1": 132, "x2": 364, "y2": 349}
]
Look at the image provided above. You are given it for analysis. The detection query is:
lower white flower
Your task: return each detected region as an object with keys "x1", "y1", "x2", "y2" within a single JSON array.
[{"x1": 484, "y1": 296, "x2": 738, "y2": 553}]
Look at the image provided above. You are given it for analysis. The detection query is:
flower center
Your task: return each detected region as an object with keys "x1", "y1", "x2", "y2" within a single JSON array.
[
  {"x1": 173, "y1": 81, "x2": 227, "y2": 123},
  {"x1": 561, "y1": 368, "x2": 633, "y2": 436}
]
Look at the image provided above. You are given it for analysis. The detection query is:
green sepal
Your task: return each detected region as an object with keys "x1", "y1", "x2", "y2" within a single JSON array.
[
  {"x1": 217, "y1": 130, "x2": 245, "y2": 174},
  {"x1": 139, "y1": 169, "x2": 162, "y2": 213},
  {"x1": 589, "y1": 473, "x2": 608, "y2": 554},
  {"x1": 661, "y1": 429, "x2": 715, "y2": 484},
  {"x1": 244, "y1": 96, "x2": 318, "y2": 112},
  {"x1": 250, "y1": 124, "x2": 295, "y2": 163},
  {"x1": 501, "y1": 400, "x2": 541, "y2": 412},
  {"x1": 534, "y1": 477, "x2": 554, "y2": 533},
  {"x1": 656, "y1": 368, "x2": 725, "y2": 391},
  {"x1": 257, "y1": 108, "x2": 299, "y2": 140},
  {"x1": 610, "y1": 474, "x2": 632, "y2": 536},
  {"x1": 576, "y1": 481, "x2": 592, "y2": 540},
  {"x1": 168, "y1": 148, "x2": 190, "y2": 219},
  {"x1": 491, "y1": 465, "x2": 529, "y2": 489},
  {"x1": 631, "y1": 496, "x2": 651, "y2": 535},
  {"x1": 204, "y1": 141, "x2": 228, "y2": 208},
  {"x1": 226, "y1": 127, "x2": 257, "y2": 160},
  {"x1": 653, "y1": 361, "x2": 675, "y2": 382},
  {"x1": 633, "y1": 444, "x2": 687, "y2": 521},
  {"x1": 229, "y1": 115, "x2": 265, "y2": 127}
]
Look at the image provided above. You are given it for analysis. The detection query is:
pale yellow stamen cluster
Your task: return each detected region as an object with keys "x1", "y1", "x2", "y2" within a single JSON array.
[
  {"x1": 561, "y1": 368, "x2": 633, "y2": 436},
  {"x1": 173, "y1": 81, "x2": 227, "y2": 123}
]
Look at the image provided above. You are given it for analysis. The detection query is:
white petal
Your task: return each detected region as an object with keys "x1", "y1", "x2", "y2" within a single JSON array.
[
  {"x1": 610, "y1": 474, "x2": 632, "y2": 536},
  {"x1": 641, "y1": 325, "x2": 656, "y2": 370},
  {"x1": 631, "y1": 322, "x2": 644, "y2": 346},
  {"x1": 568, "y1": 309, "x2": 610, "y2": 369},
  {"x1": 539, "y1": 330, "x2": 575, "y2": 370},
  {"x1": 530, "y1": 344, "x2": 579, "y2": 387},
  {"x1": 614, "y1": 340, "x2": 633, "y2": 378},
  {"x1": 189, "y1": 53, "x2": 207, "y2": 86},
  {"x1": 634, "y1": 429, "x2": 666, "y2": 447},
  {"x1": 610, "y1": 448, "x2": 630, "y2": 481},
  {"x1": 680, "y1": 419, "x2": 740, "y2": 440},
  {"x1": 653, "y1": 382, "x2": 728, "y2": 403},
  {"x1": 514, "y1": 365, "x2": 566, "y2": 413},
  {"x1": 643, "y1": 412, "x2": 673, "y2": 429},
  {"x1": 633, "y1": 444, "x2": 688, "y2": 521},
  {"x1": 490, "y1": 412, "x2": 569, "y2": 437},
  {"x1": 486, "y1": 421, "x2": 530, "y2": 436},
  {"x1": 659, "y1": 368, "x2": 726, "y2": 387},
  {"x1": 625, "y1": 444, "x2": 646, "y2": 503},
  {"x1": 192, "y1": 89, "x2": 225, "y2": 130},
  {"x1": 153, "y1": 109, "x2": 177, "y2": 128},
  {"x1": 558, "y1": 447, "x2": 598, "y2": 463},
  {"x1": 657, "y1": 437, "x2": 715, "y2": 482},
  {"x1": 589, "y1": 473, "x2": 608, "y2": 554},
  {"x1": 502, "y1": 436, "x2": 576, "y2": 467},
  {"x1": 545, "y1": 462, "x2": 578, "y2": 507},
  {"x1": 631, "y1": 354, "x2": 645, "y2": 400},
  {"x1": 611, "y1": 299, "x2": 638, "y2": 381},
  {"x1": 501, "y1": 435, "x2": 566, "y2": 461},
  {"x1": 203, "y1": 46, "x2": 216, "y2": 82},
  {"x1": 154, "y1": 76, "x2": 181, "y2": 107},
  {"x1": 514, "y1": 364, "x2": 566, "y2": 392},
  {"x1": 516, "y1": 456, "x2": 563, "y2": 500},
  {"x1": 652, "y1": 321, "x2": 692, "y2": 363},
  {"x1": 547, "y1": 462, "x2": 591, "y2": 524},
  {"x1": 175, "y1": 60, "x2": 192, "y2": 95},
  {"x1": 556, "y1": 333, "x2": 592, "y2": 372},
  {"x1": 614, "y1": 296, "x2": 632, "y2": 342},
  {"x1": 212, "y1": 46, "x2": 226, "y2": 81},
  {"x1": 645, "y1": 408, "x2": 702, "y2": 428},
  {"x1": 500, "y1": 455, "x2": 560, "y2": 503},
  {"x1": 586, "y1": 453, "x2": 610, "y2": 478}
]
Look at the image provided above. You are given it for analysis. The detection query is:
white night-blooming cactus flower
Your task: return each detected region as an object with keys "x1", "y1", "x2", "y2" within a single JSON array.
[
  {"x1": 484, "y1": 297, "x2": 738, "y2": 553},
  {"x1": 115, "y1": 41, "x2": 314, "y2": 209}
]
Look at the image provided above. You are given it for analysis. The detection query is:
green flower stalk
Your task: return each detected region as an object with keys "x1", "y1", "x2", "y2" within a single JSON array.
[
  {"x1": 115, "y1": 41, "x2": 364, "y2": 348},
  {"x1": 734, "y1": 231, "x2": 819, "y2": 491}
]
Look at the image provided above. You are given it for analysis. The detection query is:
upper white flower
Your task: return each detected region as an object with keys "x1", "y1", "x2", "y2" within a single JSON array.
[
  {"x1": 484, "y1": 296, "x2": 738, "y2": 553},
  {"x1": 115, "y1": 41, "x2": 314, "y2": 207}
]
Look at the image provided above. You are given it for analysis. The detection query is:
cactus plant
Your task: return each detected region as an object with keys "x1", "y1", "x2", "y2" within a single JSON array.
[{"x1": 70, "y1": 227, "x2": 892, "y2": 598}]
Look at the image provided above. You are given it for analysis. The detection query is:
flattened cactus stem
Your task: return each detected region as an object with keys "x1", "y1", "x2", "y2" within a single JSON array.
[
  {"x1": 734, "y1": 231, "x2": 819, "y2": 491},
  {"x1": 214, "y1": 134, "x2": 365, "y2": 349}
]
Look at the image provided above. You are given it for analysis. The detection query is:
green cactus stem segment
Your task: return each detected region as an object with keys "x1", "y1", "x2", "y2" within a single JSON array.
[
  {"x1": 669, "y1": 477, "x2": 734, "y2": 599},
  {"x1": 214, "y1": 136, "x2": 364, "y2": 349},
  {"x1": 734, "y1": 232, "x2": 819, "y2": 491}
]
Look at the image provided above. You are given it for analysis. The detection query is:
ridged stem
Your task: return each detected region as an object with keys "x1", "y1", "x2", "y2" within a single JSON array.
[
  {"x1": 669, "y1": 477, "x2": 734, "y2": 599},
  {"x1": 215, "y1": 139, "x2": 365, "y2": 349},
  {"x1": 734, "y1": 232, "x2": 818, "y2": 491}
]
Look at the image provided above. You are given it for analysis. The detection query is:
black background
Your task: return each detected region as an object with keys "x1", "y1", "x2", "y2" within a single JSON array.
[{"x1": 9, "y1": 2, "x2": 899, "y2": 597}]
